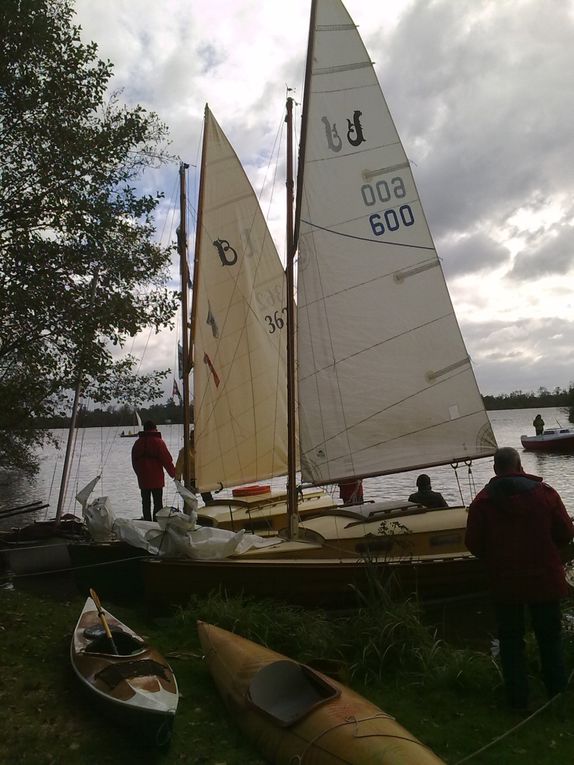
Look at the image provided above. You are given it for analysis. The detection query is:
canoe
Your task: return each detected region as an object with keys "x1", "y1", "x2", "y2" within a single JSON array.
[
  {"x1": 70, "y1": 596, "x2": 178, "y2": 745},
  {"x1": 197, "y1": 621, "x2": 446, "y2": 764}
]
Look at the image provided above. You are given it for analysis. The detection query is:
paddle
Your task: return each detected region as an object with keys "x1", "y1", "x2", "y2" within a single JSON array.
[{"x1": 89, "y1": 588, "x2": 119, "y2": 655}]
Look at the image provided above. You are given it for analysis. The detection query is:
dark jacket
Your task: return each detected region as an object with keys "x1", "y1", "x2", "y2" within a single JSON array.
[
  {"x1": 408, "y1": 489, "x2": 448, "y2": 509},
  {"x1": 131, "y1": 430, "x2": 176, "y2": 490},
  {"x1": 465, "y1": 472, "x2": 574, "y2": 603}
]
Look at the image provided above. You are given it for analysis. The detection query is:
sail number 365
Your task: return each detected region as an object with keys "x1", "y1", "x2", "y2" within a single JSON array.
[{"x1": 361, "y1": 177, "x2": 415, "y2": 236}]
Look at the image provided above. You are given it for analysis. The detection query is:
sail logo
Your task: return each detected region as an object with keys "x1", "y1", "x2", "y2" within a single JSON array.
[
  {"x1": 322, "y1": 110, "x2": 366, "y2": 153},
  {"x1": 213, "y1": 238, "x2": 238, "y2": 267}
]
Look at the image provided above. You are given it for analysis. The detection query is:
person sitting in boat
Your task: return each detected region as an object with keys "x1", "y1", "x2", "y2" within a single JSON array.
[
  {"x1": 131, "y1": 420, "x2": 176, "y2": 522},
  {"x1": 175, "y1": 429, "x2": 214, "y2": 505},
  {"x1": 408, "y1": 474, "x2": 448, "y2": 509},
  {"x1": 337, "y1": 478, "x2": 364, "y2": 505},
  {"x1": 533, "y1": 414, "x2": 545, "y2": 436}
]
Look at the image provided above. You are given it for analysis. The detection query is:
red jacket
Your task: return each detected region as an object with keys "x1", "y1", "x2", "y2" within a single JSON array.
[
  {"x1": 465, "y1": 472, "x2": 574, "y2": 603},
  {"x1": 131, "y1": 430, "x2": 176, "y2": 490}
]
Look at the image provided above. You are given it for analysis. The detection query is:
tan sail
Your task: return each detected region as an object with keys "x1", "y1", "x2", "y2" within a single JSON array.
[
  {"x1": 193, "y1": 106, "x2": 289, "y2": 491},
  {"x1": 296, "y1": 0, "x2": 496, "y2": 485}
]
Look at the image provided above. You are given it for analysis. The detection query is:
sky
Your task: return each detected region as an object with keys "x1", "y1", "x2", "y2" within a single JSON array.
[{"x1": 72, "y1": 0, "x2": 574, "y2": 397}]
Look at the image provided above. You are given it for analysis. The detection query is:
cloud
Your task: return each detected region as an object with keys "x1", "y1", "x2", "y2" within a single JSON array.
[
  {"x1": 440, "y1": 232, "x2": 510, "y2": 278},
  {"x1": 70, "y1": 0, "x2": 574, "y2": 397},
  {"x1": 511, "y1": 221, "x2": 574, "y2": 279}
]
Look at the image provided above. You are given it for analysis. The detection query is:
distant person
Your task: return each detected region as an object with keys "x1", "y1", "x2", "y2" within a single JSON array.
[
  {"x1": 408, "y1": 474, "x2": 448, "y2": 509},
  {"x1": 465, "y1": 446, "x2": 574, "y2": 712},
  {"x1": 175, "y1": 429, "x2": 213, "y2": 504},
  {"x1": 338, "y1": 478, "x2": 364, "y2": 505},
  {"x1": 131, "y1": 420, "x2": 176, "y2": 521},
  {"x1": 533, "y1": 414, "x2": 545, "y2": 436}
]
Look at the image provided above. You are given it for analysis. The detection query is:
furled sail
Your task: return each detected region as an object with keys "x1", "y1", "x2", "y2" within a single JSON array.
[
  {"x1": 193, "y1": 106, "x2": 289, "y2": 491},
  {"x1": 296, "y1": 0, "x2": 497, "y2": 485}
]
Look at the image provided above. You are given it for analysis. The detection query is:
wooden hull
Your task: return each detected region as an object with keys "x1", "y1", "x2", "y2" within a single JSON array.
[
  {"x1": 142, "y1": 552, "x2": 488, "y2": 609},
  {"x1": 197, "y1": 621, "x2": 446, "y2": 764},
  {"x1": 70, "y1": 597, "x2": 178, "y2": 745},
  {"x1": 197, "y1": 488, "x2": 337, "y2": 535}
]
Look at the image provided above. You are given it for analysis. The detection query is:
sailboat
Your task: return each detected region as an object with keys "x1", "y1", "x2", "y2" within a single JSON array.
[
  {"x1": 142, "y1": 0, "x2": 499, "y2": 608},
  {"x1": 120, "y1": 410, "x2": 143, "y2": 438}
]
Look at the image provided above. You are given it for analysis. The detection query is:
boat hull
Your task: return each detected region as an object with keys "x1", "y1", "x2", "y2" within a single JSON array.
[
  {"x1": 197, "y1": 621, "x2": 446, "y2": 764},
  {"x1": 142, "y1": 552, "x2": 488, "y2": 609},
  {"x1": 70, "y1": 597, "x2": 178, "y2": 745},
  {"x1": 521, "y1": 431, "x2": 574, "y2": 452},
  {"x1": 69, "y1": 541, "x2": 148, "y2": 602}
]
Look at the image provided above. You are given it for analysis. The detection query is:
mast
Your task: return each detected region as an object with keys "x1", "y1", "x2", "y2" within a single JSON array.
[
  {"x1": 178, "y1": 161, "x2": 192, "y2": 489},
  {"x1": 285, "y1": 96, "x2": 298, "y2": 539},
  {"x1": 55, "y1": 270, "x2": 99, "y2": 522}
]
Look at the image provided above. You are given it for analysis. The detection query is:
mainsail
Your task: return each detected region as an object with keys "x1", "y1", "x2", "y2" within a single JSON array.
[
  {"x1": 296, "y1": 0, "x2": 496, "y2": 485},
  {"x1": 193, "y1": 106, "x2": 289, "y2": 491}
]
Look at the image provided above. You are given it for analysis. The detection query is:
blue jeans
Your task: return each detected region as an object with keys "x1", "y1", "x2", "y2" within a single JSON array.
[{"x1": 495, "y1": 601, "x2": 567, "y2": 709}]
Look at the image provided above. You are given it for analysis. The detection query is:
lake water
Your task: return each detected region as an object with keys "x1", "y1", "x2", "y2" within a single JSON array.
[{"x1": 1, "y1": 406, "x2": 573, "y2": 529}]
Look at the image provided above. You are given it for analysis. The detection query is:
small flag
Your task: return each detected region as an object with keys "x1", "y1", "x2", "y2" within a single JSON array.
[
  {"x1": 206, "y1": 303, "x2": 219, "y2": 338},
  {"x1": 203, "y1": 353, "x2": 220, "y2": 387},
  {"x1": 178, "y1": 343, "x2": 183, "y2": 379},
  {"x1": 172, "y1": 379, "x2": 182, "y2": 404}
]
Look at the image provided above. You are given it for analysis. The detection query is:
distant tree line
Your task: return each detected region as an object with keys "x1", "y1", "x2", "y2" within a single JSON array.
[
  {"x1": 483, "y1": 386, "x2": 574, "y2": 415},
  {"x1": 33, "y1": 399, "x2": 185, "y2": 429}
]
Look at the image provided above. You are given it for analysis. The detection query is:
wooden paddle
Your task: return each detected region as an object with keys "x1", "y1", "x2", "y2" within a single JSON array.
[{"x1": 89, "y1": 588, "x2": 119, "y2": 655}]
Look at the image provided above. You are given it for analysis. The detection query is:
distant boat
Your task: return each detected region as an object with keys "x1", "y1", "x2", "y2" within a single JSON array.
[
  {"x1": 120, "y1": 410, "x2": 143, "y2": 438},
  {"x1": 198, "y1": 621, "x2": 446, "y2": 765},
  {"x1": 521, "y1": 427, "x2": 574, "y2": 453}
]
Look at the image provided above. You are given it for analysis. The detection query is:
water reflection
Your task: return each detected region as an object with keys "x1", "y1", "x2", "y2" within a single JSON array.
[{"x1": 1, "y1": 406, "x2": 573, "y2": 527}]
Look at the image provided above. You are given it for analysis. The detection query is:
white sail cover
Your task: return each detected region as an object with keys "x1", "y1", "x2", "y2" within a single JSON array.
[
  {"x1": 193, "y1": 107, "x2": 289, "y2": 491},
  {"x1": 296, "y1": 0, "x2": 497, "y2": 484}
]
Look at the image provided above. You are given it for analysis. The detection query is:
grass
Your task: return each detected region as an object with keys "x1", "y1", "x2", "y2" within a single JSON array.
[{"x1": 1, "y1": 576, "x2": 574, "y2": 764}]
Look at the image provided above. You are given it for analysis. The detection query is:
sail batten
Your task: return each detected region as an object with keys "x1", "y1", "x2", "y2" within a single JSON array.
[{"x1": 296, "y1": 0, "x2": 496, "y2": 485}]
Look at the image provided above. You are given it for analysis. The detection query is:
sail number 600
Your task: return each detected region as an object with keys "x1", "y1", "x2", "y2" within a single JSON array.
[{"x1": 369, "y1": 205, "x2": 415, "y2": 236}]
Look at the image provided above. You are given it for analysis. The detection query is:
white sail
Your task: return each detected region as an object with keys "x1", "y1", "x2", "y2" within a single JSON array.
[
  {"x1": 193, "y1": 106, "x2": 289, "y2": 491},
  {"x1": 296, "y1": 0, "x2": 496, "y2": 484}
]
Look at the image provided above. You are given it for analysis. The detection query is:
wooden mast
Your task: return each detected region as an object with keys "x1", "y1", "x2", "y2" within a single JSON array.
[
  {"x1": 55, "y1": 270, "x2": 99, "y2": 522},
  {"x1": 178, "y1": 161, "x2": 192, "y2": 489},
  {"x1": 285, "y1": 95, "x2": 298, "y2": 540}
]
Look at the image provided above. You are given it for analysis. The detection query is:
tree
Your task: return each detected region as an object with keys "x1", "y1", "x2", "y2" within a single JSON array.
[{"x1": 0, "y1": 0, "x2": 179, "y2": 474}]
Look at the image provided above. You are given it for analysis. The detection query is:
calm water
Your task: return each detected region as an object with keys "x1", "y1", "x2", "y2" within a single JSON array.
[{"x1": 1, "y1": 407, "x2": 573, "y2": 529}]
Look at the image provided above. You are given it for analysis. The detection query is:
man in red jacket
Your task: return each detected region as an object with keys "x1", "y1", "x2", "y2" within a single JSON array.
[
  {"x1": 466, "y1": 446, "x2": 574, "y2": 711},
  {"x1": 131, "y1": 420, "x2": 176, "y2": 521}
]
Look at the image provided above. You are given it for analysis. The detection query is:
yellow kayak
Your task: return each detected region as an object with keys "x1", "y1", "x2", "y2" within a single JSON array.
[{"x1": 198, "y1": 621, "x2": 446, "y2": 764}]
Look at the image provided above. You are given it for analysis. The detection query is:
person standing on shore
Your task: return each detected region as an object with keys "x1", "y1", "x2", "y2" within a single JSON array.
[
  {"x1": 131, "y1": 420, "x2": 176, "y2": 521},
  {"x1": 465, "y1": 446, "x2": 574, "y2": 711}
]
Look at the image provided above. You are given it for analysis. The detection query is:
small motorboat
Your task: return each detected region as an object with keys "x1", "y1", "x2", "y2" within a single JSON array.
[
  {"x1": 197, "y1": 621, "x2": 446, "y2": 765},
  {"x1": 70, "y1": 593, "x2": 178, "y2": 746},
  {"x1": 520, "y1": 427, "x2": 574, "y2": 453}
]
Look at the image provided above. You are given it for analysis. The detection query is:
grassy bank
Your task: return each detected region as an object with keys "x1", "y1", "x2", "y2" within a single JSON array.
[{"x1": 1, "y1": 580, "x2": 574, "y2": 764}]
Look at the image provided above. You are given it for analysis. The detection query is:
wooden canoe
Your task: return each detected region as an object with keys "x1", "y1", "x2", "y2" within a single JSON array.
[
  {"x1": 197, "y1": 621, "x2": 446, "y2": 764},
  {"x1": 70, "y1": 597, "x2": 178, "y2": 745}
]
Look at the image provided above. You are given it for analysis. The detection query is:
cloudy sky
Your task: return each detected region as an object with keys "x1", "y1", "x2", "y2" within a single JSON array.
[{"x1": 73, "y1": 0, "x2": 574, "y2": 397}]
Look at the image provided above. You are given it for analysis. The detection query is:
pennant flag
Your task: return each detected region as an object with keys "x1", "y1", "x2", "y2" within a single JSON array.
[
  {"x1": 203, "y1": 353, "x2": 220, "y2": 387},
  {"x1": 172, "y1": 379, "x2": 182, "y2": 404},
  {"x1": 206, "y1": 303, "x2": 219, "y2": 338}
]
